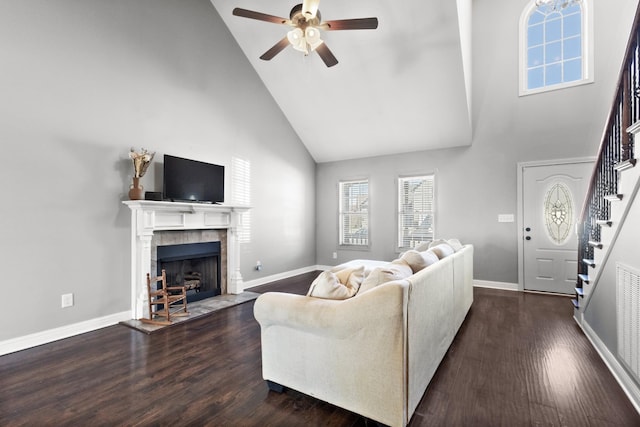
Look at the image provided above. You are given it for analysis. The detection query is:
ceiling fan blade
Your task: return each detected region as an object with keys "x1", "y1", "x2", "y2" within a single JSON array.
[
  {"x1": 259, "y1": 37, "x2": 290, "y2": 61},
  {"x1": 302, "y1": 0, "x2": 320, "y2": 20},
  {"x1": 321, "y1": 17, "x2": 379, "y2": 31},
  {"x1": 232, "y1": 8, "x2": 290, "y2": 25},
  {"x1": 315, "y1": 43, "x2": 338, "y2": 67}
]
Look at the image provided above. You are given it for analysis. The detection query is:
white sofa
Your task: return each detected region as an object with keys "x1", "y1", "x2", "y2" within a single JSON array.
[{"x1": 253, "y1": 244, "x2": 474, "y2": 427}]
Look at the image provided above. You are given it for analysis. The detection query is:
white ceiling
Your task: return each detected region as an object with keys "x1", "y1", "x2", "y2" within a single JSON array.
[{"x1": 210, "y1": 0, "x2": 472, "y2": 163}]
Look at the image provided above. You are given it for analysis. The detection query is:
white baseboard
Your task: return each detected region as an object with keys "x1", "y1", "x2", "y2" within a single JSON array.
[
  {"x1": 473, "y1": 280, "x2": 519, "y2": 291},
  {"x1": 0, "y1": 274, "x2": 521, "y2": 357},
  {"x1": 1, "y1": 266, "x2": 325, "y2": 357},
  {"x1": 579, "y1": 320, "x2": 640, "y2": 415},
  {"x1": 243, "y1": 265, "x2": 321, "y2": 289},
  {"x1": 0, "y1": 311, "x2": 130, "y2": 357}
]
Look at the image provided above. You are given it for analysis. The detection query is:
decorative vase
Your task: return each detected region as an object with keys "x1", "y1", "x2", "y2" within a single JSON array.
[{"x1": 128, "y1": 177, "x2": 144, "y2": 200}]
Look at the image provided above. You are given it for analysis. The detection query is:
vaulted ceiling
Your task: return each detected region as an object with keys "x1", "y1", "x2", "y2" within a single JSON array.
[{"x1": 210, "y1": 0, "x2": 472, "y2": 163}]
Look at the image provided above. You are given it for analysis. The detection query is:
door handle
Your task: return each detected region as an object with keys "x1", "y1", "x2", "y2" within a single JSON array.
[{"x1": 525, "y1": 236, "x2": 531, "y2": 241}]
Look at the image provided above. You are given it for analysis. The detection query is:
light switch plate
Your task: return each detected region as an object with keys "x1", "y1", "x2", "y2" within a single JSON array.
[{"x1": 498, "y1": 214, "x2": 515, "y2": 223}]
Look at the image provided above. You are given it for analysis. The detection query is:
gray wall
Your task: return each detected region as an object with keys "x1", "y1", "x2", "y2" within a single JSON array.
[
  {"x1": 316, "y1": 0, "x2": 639, "y2": 283},
  {"x1": 0, "y1": 0, "x2": 315, "y2": 341}
]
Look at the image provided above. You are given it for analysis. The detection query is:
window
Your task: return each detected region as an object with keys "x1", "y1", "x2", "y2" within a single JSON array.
[
  {"x1": 519, "y1": 0, "x2": 593, "y2": 95},
  {"x1": 398, "y1": 175, "x2": 434, "y2": 250},
  {"x1": 339, "y1": 180, "x2": 369, "y2": 246}
]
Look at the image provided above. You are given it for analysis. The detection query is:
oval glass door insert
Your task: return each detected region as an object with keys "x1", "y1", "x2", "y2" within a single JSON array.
[{"x1": 544, "y1": 182, "x2": 574, "y2": 245}]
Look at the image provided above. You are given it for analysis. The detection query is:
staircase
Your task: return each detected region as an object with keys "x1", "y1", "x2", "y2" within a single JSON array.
[
  {"x1": 573, "y1": 4, "x2": 640, "y2": 322},
  {"x1": 574, "y1": 154, "x2": 639, "y2": 319},
  {"x1": 569, "y1": 4, "x2": 640, "y2": 412}
]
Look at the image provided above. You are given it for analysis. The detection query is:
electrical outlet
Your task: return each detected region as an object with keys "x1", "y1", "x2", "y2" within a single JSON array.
[
  {"x1": 61, "y1": 293, "x2": 74, "y2": 308},
  {"x1": 332, "y1": 252, "x2": 338, "y2": 259},
  {"x1": 255, "y1": 261, "x2": 263, "y2": 271}
]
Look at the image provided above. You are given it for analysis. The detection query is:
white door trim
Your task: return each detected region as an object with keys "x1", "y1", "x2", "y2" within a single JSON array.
[{"x1": 517, "y1": 157, "x2": 595, "y2": 292}]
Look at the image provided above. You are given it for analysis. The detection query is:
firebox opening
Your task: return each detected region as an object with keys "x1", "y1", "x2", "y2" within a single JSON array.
[{"x1": 156, "y1": 241, "x2": 221, "y2": 303}]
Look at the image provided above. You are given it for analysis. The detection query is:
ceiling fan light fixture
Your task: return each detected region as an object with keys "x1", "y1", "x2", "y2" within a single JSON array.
[
  {"x1": 287, "y1": 28, "x2": 308, "y2": 53},
  {"x1": 305, "y1": 27, "x2": 323, "y2": 51}
]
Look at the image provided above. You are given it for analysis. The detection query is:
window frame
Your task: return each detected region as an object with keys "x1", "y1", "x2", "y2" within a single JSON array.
[
  {"x1": 338, "y1": 178, "x2": 370, "y2": 248},
  {"x1": 519, "y1": 0, "x2": 594, "y2": 96},
  {"x1": 397, "y1": 174, "x2": 435, "y2": 251}
]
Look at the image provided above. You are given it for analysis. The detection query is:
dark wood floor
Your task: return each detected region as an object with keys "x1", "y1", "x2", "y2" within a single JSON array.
[{"x1": 1, "y1": 271, "x2": 638, "y2": 426}]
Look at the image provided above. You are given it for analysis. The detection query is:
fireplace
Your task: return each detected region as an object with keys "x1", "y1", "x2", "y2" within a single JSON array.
[
  {"x1": 123, "y1": 200, "x2": 250, "y2": 320},
  {"x1": 156, "y1": 242, "x2": 221, "y2": 303}
]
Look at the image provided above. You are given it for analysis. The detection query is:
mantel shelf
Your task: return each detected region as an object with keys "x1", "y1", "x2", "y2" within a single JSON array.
[{"x1": 123, "y1": 200, "x2": 250, "y2": 213}]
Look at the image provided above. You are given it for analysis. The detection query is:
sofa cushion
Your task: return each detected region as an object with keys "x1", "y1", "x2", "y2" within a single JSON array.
[
  {"x1": 358, "y1": 260, "x2": 413, "y2": 294},
  {"x1": 429, "y1": 243, "x2": 455, "y2": 259},
  {"x1": 307, "y1": 269, "x2": 361, "y2": 300}
]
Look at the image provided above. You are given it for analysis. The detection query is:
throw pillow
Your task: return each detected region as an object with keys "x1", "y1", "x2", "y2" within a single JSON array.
[
  {"x1": 402, "y1": 250, "x2": 428, "y2": 273},
  {"x1": 428, "y1": 239, "x2": 448, "y2": 249},
  {"x1": 429, "y1": 243, "x2": 455, "y2": 259},
  {"x1": 413, "y1": 241, "x2": 432, "y2": 252},
  {"x1": 390, "y1": 258, "x2": 413, "y2": 276},
  {"x1": 334, "y1": 265, "x2": 365, "y2": 293},
  {"x1": 358, "y1": 260, "x2": 413, "y2": 294},
  {"x1": 307, "y1": 271, "x2": 358, "y2": 300},
  {"x1": 420, "y1": 250, "x2": 440, "y2": 267},
  {"x1": 447, "y1": 238, "x2": 464, "y2": 252}
]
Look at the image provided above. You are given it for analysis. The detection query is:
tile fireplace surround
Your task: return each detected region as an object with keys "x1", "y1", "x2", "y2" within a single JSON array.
[{"x1": 123, "y1": 200, "x2": 250, "y2": 320}]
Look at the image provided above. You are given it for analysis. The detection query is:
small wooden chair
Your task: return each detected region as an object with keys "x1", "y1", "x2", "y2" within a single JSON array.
[{"x1": 141, "y1": 269, "x2": 189, "y2": 326}]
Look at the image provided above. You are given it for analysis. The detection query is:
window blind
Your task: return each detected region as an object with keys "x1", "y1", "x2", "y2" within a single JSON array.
[
  {"x1": 398, "y1": 175, "x2": 434, "y2": 249},
  {"x1": 339, "y1": 180, "x2": 369, "y2": 246},
  {"x1": 232, "y1": 157, "x2": 251, "y2": 243}
]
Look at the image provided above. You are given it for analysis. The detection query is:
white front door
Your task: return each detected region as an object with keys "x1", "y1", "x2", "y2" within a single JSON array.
[{"x1": 522, "y1": 161, "x2": 592, "y2": 294}]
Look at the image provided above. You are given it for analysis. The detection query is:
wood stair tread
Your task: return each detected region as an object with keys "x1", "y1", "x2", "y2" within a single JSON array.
[
  {"x1": 578, "y1": 274, "x2": 590, "y2": 284},
  {"x1": 588, "y1": 241, "x2": 603, "y2": 249},
  {"x1": 582, "y1": 258, "x2": 596, "y2": 268},
  {"x1": 613, "y1": 158, "x2": 637, "y2": 172},
  {"x1": 604, "y1": 193, "x2": 623, "y2": 201}
]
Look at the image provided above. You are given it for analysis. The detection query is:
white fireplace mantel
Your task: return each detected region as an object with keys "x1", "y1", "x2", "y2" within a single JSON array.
[{"x1": 123, "y1": 200, "x2": 250, "y2": 320}]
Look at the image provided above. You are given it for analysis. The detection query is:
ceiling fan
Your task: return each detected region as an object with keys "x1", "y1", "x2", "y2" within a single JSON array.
[{"x1": 232, "y1": 0, "x2": 378, "y2": 67}]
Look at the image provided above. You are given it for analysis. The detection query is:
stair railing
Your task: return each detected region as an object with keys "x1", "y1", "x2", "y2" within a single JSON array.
[{"x1": 576, "y1": 2, "x2": 640, "y2": 300}]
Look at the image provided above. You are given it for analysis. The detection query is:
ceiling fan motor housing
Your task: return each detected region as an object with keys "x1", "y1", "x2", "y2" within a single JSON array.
[{"x1": 290, "y1": 4, "x2": 321, "y2": 27}]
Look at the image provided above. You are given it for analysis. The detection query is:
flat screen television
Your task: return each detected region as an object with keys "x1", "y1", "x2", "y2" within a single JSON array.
[{"x1": 163, "y1": 154, "x2": 224, "y2": 203}]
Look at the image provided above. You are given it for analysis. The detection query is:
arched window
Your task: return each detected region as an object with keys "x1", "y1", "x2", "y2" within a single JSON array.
[{"x1": 519, "y1": 0, "x2": 593, "y2": 95}]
